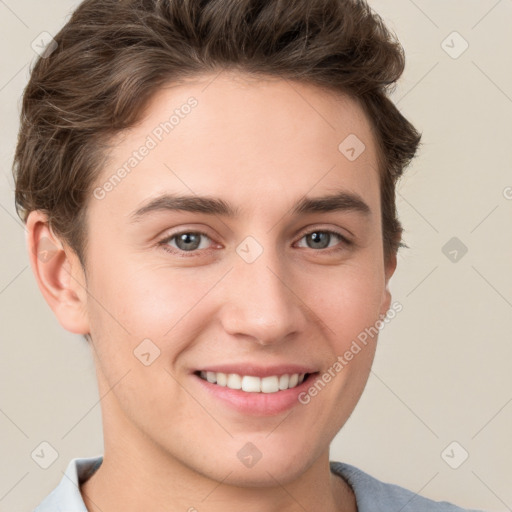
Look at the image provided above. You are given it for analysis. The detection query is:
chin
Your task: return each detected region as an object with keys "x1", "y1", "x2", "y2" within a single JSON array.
[{"x1": 192, "y1": 442, "x2": 319, "y2": 488}]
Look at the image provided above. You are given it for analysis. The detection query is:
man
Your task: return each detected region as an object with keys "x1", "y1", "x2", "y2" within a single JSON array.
[{"x1": 13, "y1": 0, "x2": 485, "y2": 510}]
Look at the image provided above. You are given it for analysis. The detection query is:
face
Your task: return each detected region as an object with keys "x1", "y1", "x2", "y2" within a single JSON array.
[{"x1": 75, "y1": 72, "x2": 395, "y2": 485}]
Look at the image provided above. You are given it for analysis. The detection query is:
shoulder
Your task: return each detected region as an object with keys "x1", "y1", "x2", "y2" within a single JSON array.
[
  {"x1": 32, "y1": 455, "x2": 103, "y2": 512},
  {"x1": 330, "y1": 461, "x2": 487, "y2": 512}
]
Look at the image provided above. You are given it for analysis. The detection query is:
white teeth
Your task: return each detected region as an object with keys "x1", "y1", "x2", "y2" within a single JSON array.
[
  {"x1": 198, "y1": 371, "x2": 308, "y2": 393},
  {"x1": 227, "y1": 373, "x2": 242, "y2": 390},
  {"x1": 261, "y1": 376, "x2": 279, "y2": 393},
  {"x1": 278, "y1": 374, "x2": 289, "y2": 390},
  {"x1": 242, "y1": 375, "x2": 261, "y2": 392},
  {"x1": 216, "y1": 372, "x2": 227, "y2": 387}
]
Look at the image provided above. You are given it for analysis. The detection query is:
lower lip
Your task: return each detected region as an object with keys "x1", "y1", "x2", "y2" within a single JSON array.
[{"x1": 192, "y1": 372, "x2": 319, "y2": 416}]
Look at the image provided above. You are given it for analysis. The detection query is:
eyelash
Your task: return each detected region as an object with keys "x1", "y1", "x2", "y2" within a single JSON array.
[{"x1": 157, "y1": 228, "x2": 352, "y2": 257}]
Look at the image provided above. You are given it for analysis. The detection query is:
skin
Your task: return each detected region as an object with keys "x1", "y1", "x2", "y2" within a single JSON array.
[{"x1": 27, "y1": 71, "x2": 397, "y2": 512}]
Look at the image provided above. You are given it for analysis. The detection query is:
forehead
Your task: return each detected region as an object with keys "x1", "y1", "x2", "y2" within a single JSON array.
[{"x1": 91, "y1": 71, "x2": 380, "y2": 220}]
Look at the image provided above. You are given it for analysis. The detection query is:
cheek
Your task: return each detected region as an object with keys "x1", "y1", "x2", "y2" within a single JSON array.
[
  {"x1": 85, "y1": 261, "x2": 224, "y2": 394},
  {"x1": 90, "y1": 258, "x2": 215, "y2": 340},
  {"x1": 304, "y1": 264, "x2": 385, "y2": 344}
]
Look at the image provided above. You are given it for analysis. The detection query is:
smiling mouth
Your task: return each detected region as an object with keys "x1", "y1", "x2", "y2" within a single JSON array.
[{"x1": 194, "y1": 370, "x2": 315, "y2": 393}]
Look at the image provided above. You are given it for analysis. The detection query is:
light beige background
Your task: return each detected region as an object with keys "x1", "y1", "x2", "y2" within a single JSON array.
[{"x1": 1, "y1": 1, "x2": 511, "y2": 511}]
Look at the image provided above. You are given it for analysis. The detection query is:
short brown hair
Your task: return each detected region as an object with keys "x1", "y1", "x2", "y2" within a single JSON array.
[{"x1": 13, "y1": 0, "x2": 421, "y2": 269}]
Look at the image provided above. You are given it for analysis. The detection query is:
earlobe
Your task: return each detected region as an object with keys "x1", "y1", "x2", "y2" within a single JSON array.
[
  {"x1": 26, "y1": 211, "x2": 90, "y2": 335},
  {"x1": 385, "y1": 250, "x2": 398, "y2": 283},
  {"x1": 380, "y1": 251, "x2": 398, "y2": 318}
]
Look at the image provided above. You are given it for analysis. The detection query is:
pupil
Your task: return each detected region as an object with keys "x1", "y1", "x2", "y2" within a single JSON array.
[
  {"x1": 309, "y1": 232, "x2": 329, "y2": 249},
  {"x1": 177, "y1": 233, "x2": 200, "y2": 251}
]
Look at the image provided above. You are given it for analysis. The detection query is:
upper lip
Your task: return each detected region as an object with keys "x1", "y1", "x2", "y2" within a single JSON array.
[{"x1": 193, "y1": 364, "x2": 318, "y2": 378}]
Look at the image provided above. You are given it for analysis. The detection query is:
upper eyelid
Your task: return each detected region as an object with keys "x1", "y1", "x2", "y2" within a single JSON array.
[{"x1": 158, "y1": 229, "x2": 214, "y2": 245}]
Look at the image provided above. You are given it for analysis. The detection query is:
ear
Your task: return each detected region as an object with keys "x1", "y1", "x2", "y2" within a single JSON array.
[
  {"x1": 379, "y1": 250, "x2": 398, "y2": 319},
  {"x1": 25, "y1": 210, "x2": 90, "y2": 335}
]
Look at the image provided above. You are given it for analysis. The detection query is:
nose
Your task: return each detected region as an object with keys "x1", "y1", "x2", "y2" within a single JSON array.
[{"x1": 218, "y1": 246, "x2": 308, "y2": 347}]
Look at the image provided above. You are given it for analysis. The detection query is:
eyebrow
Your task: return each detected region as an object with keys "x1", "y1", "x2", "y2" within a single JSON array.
[{"x1": 129, "y1": 190, "x2": 372, "y2": 222}]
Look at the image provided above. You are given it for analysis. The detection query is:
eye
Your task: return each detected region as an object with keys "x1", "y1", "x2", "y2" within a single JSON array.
[
  {"x1": 157, "y1": 228, "x2": 352, "y2": 257},
  {"x1": 158, "y1": 231, "x2": 214, "y2": 255},
  {"x1": 295, "y1": 229, "x2": 352, "y2": 252}
]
